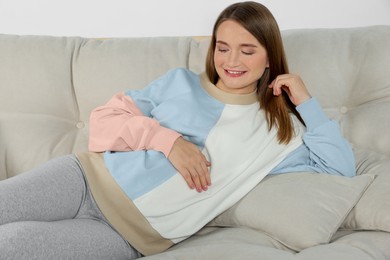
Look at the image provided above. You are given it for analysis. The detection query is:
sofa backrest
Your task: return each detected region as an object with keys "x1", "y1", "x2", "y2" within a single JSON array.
[{"x1": 1, "y1": 26, "x2": 389, "y2": 180}]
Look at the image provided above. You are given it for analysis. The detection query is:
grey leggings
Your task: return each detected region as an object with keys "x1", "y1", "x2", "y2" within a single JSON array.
[{"x1": 0, "y1": 155, "x2": 141, "y2": 260}]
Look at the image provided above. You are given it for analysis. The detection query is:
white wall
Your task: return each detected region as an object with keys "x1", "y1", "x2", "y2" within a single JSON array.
[{"x1": 0, "y1": 0, "x2": 389, "y2": 37}]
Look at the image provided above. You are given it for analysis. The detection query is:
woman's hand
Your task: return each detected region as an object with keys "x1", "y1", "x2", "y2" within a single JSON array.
[
  {"x1": 268, "y1": 74, "x2": 311, "y2": 106},
  {"x1": 168, "y1": 137, "x2": 211, "y2": 192}
]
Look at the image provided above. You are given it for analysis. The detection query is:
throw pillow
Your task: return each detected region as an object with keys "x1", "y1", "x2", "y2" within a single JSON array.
[
  {"x1": 208, "y1": 172, "x2": 373, "y2": 252},
  {"x1": 341, "y1": 148, "x2": 390, "y2": 232}
]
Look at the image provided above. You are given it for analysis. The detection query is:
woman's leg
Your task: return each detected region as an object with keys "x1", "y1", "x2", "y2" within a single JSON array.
[
  {"x1": 0, "y1": 154, "x2": 141, "y2": 259},
  {"x1": 0, "y1": 219, "x2": 140, "y2": 260},
  {"x1": 0, "y1": 155, "x2": 85, "y2": 225}
]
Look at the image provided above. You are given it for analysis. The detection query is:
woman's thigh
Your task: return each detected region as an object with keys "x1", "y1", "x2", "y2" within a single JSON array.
[
  {"x1": 0, "y1": 155, "x2": 86, "y2": 225},
  {"x1": 0, "y1": 218, "x2": 140, "y2": 260}
]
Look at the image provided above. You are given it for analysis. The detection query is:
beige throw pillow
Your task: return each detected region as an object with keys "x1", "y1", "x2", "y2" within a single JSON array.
[
  {"x1": 208, "y1": 172, "x2": 374, "y2": 251},
  {"x1": 341, "y1": 148, "x2": 390, "y2": 232}
]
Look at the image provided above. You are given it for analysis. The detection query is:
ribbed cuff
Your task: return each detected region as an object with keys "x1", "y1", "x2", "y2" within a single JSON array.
[{"x1": 147, "y1": 125, "x2": 182, "y2": 157}]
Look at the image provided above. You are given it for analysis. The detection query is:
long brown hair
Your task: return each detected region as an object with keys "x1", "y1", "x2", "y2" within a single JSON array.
[{"x1": 206, "y1": 1, "x2": 304, "y2": 144}]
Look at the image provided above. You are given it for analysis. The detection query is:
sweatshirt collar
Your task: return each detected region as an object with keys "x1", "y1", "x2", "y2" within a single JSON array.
[{"x1": 199, "y1": 72, "x2": 258, "y2": 105}]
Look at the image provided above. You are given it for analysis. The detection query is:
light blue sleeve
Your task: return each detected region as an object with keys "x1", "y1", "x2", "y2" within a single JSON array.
[{"x1": 270, "y1": 98, "x2": 356, "y2": 177}]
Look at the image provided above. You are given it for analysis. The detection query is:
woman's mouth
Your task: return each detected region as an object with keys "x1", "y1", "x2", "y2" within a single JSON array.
[{"x1": 224, "y1": 69, "x2": 246, "y2": 77}]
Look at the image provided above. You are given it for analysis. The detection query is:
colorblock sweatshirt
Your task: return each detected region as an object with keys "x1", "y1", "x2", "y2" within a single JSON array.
[{"x1": 77, "y1": 68, "x2": 355, "y2": 256}]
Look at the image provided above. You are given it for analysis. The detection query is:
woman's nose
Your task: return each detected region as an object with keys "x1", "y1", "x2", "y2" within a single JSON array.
[{"x1": 226, "y1": 51, "x2": 240, "y2": 67}]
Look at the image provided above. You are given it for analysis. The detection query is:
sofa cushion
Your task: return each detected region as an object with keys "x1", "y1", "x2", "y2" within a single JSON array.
[
  {"x1": 208, "y1": 172, "x2": 373, "y2": 251},
  {"x1": 282, "y1": 26, "x2": 390, "y2": 158},
  {"x1": 0, "y1": 35, "x2": 82, "y2": 180},
  {"x1": 342, "y1": 148, "x2": 390, "y2": 232},
  {"x1": 142, "y1": 227, "x2": 296, "y2": 260},
  {"x1": 0, "y1": 34, "x2": 193, "y2": 179}
]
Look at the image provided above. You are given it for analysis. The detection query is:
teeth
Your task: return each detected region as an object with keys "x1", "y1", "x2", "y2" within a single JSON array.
[{"x1": 227, "y1": 70, "x2": 243, "y2": 74}]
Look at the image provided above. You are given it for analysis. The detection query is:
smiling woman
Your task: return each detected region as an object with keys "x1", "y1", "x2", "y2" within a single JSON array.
[{"x1": 0, "y1": 1, "x2": 356, "y2": 259}]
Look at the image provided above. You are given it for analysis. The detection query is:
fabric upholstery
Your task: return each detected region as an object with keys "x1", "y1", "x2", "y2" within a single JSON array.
[{"x1": 342, "y1": 148, "x2": 390, "y2": 232}]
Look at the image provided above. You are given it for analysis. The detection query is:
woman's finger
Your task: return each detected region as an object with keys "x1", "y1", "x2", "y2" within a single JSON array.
[
  {"x1": 177, "y1": 167, "x2": 194, "y2": 190},
  {"x1": 168, "y1": 137, "x2": 212, "y2": 192},
  {"x1": 269, "y1": 74, "x2": 311, "y2": 105},
  {"x1": 194, "y1": 162, "x2": 210, "y2": 191}
]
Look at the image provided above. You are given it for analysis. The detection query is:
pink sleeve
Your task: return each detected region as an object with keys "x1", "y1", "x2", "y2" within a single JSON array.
[{"x1": 88, "y1": 92, "x2": 181, "y2": 157}]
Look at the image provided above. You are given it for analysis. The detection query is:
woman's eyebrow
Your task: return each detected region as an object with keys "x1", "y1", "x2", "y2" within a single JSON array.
[
  {"x1": 216, "y1": 40, "x2": 258, "y2": 48},
  {"x1": 241, "y1": 43, "x2": 258, "y2": 48},
  {"x1": 216, "y1": 40, "x2": 229, "y2": 45}
]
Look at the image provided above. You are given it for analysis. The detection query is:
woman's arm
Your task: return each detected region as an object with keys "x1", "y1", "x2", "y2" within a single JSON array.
[
  {"x1": 269, "y1": 74, "x2": 356, "y2": 177},
  {"x1": 88, "y1": 92, "x2": 181, "y2": 157},
  {"x1": 269, "y1": 99, "x2": 356, "y2": 177},
  {"x1": 89, "y1": 68, "x2": 213, "y2": 192},
  {"x1": 297, "y1": 98, "x2": 356, "y2": 176}
]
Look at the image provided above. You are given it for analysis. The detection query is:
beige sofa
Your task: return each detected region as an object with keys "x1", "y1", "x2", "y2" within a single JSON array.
[{"x1": 1, "y1": 26, "x2": 390, "y2": 259}]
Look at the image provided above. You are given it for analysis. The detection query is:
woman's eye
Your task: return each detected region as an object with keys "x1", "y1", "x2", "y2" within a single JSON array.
[
  {"x1": 242, "y1": 51, "x2": 254, "y2": 55},
  {"x1": 218, "y1": 48, "x2": 228, "y2": 53}
]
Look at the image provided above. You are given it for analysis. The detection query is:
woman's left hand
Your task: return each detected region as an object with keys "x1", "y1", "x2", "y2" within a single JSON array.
[{"x1": 268, "y1": 74, "x2": 311, "y2": 106}]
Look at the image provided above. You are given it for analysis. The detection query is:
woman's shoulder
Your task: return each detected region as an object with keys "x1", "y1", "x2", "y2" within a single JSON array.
[
  {"x1": 164, "y1": 67, "x2": 199, "y2": 82},
  {"x1": 158, "y1": 68, "x2": 202, "y2": 91},
  {"x1": 128, "y1": 68, "x2": 202, "y2": 101}
]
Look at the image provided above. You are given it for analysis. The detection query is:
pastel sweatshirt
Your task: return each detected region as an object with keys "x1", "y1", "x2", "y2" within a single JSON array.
[{"x1": 78, "y1": 68, "x2": 355, "y2": 256}]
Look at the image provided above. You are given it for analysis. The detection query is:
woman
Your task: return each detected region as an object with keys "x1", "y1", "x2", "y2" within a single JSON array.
[{"x1": 0, "y1": 1, "x2": 355, "y2": 259}]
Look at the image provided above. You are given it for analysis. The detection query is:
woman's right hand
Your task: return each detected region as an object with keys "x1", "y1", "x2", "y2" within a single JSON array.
[{"x1": 168, "y1": 137, "x2": 211, "y2": 192}]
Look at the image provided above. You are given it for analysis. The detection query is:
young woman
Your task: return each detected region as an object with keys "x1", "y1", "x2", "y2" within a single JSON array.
[{"x1": 0, "y1": 1, "x2": 355, "y2": 259}]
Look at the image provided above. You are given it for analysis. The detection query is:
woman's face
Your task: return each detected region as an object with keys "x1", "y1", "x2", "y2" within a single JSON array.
[{"x1": 214, "y1": 20, "x2": 269, "y2": 94}]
